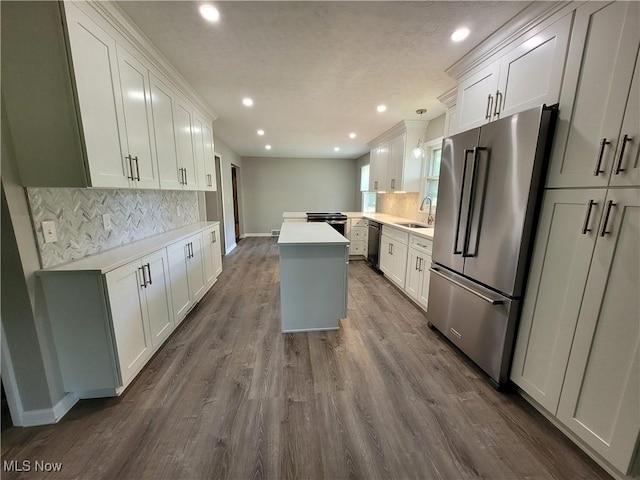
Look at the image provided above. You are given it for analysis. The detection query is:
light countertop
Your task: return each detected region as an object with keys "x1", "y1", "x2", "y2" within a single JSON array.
[
  {"x1": 278, "y1": 222, "x2": 349, "y2": 246},
  {"x1": 38, "y1": 222, "x2": 220, "y2": 274},
  {"x1": 282, "y1": 212, "x2": 435, "y2": 240}
]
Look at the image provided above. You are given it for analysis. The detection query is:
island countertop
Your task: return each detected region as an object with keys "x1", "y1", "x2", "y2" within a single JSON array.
[{"x1": 278, "y1": 222, "x2": 349, "y2": 246}]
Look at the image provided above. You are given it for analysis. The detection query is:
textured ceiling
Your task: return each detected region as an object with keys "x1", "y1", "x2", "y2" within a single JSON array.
[{"x1": 117, "y1": 1, "x2": 529, "y2": 159}]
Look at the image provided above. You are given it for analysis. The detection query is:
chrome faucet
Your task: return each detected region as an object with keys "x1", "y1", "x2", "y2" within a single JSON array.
[{"x1": 420, "y1": 196, "x2": 435, "y2": 226}]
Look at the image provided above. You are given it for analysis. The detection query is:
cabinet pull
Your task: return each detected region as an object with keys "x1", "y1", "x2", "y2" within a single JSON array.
[
  {"x1": 614, "y1": 134, "x2": 630, "y2": 174},
  {"x1": 126, "y1": 155, "x2": 135, "y2": 180},
  {"x1": 599, "y1": 200, "x2": 616, "y2": 237},
  {"x1": 183, "y1": 168, "x2": 188, "y2": 185},
  {"x1": 178, "y1": 167, "x2": 184, "y2": 185},
  {"x1": 133, "y1": 156, "x2": 141, "y2": 181},
  {"x1": 415, "y1": 256, "x2": 419, "y2": 271},
  {"x1": 391, "y1": 179, "x2": 395, "y2": 190},
  {"x1": 211, "y1": 230, "x2": 216, "y2": 243},
  {"x1": 374, "y1": 180, "x2": 378, "y2": 190},
  {"x1": 494, "y1": 90, "x2": 502, "y2": 117},
  {"x1": 144, "y1": 263, "x2": 152, "y2": 285},
  {"x1": 485, "y1": 94, "x2": 494, "y2": 120},
  {"x1": 139, "y1": 266, "x2": 147, "y2": 288},
  {"x1": 594, "y1": 138, "x2": 610, "y2": 176},
  {"x1": 581, "y1": 200, "x2": 597, "y2": 235},
  {"x1": 419, "y1": 257, "x2": 424, "y2": 272}
]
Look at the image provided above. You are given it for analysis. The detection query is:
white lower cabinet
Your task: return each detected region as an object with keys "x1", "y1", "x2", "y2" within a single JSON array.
[
  {"x1": 380, "y1": 227, "x2": 409, "y2": 289},
  {"x1": 167, "y1": 233, "x2": 206, "y2": 324},
  {"x1": 512, "y1": 188, "x2": 639, "y2": 474},
  {"x1": 143, "y1": 249, "x2": 174, "y2": 349},
  {"x1": 202, "y1": 224, "x2": 223, "y2": 289},
  {"x1": 347, "y1": 218, "x2": 368, "y2": 257},
  {"x1": 404, "y1": 236, "x2": 433, "y2": 310}
]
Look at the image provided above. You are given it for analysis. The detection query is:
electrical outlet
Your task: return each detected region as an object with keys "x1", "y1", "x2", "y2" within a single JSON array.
[
  {"x1": 102, "y1": 213, "x2": 112, "y2": 231},
  {"x1": 42, "y1": 221, "x2": 57, "y2": 243}
]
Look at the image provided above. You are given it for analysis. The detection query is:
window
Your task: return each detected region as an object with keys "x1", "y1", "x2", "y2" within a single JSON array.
[
  {"x1": 360, "y1": 164, "x2": 376, "y2": 213},
  {"x1": 360, "y1": 164, "x2": 370, "y2": 192},
  {"x1": 420, "y1": 138, "x2": 443, "y2": 212}
]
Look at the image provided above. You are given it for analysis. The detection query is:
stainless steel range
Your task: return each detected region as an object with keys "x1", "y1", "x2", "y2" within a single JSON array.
[{"x1": 306, "y1": 212, "x2": 348, "y2": 236}]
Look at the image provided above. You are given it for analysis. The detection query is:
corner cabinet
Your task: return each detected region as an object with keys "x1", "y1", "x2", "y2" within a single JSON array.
[
  {"x1": 2, "y1": 1, "x2": 217, "y2": 191},
  {"x1": 456, "y1": 12, "x2": 572, "y2": 132},
  {"x1": 39, "y1": 223, "x2": 222, "y2": 398},
  {"x1": 511, "y1": 189, "x2": 639, "y2": 474}
]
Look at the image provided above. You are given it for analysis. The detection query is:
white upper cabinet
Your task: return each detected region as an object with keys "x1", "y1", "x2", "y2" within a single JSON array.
[
  {"x1": 387, "y1": 133, "x2": 407, "y2": 192},
  {"x1": 174, "y1": 98, "x2": 198, "y2": 189},
  {"x1": 193, "y1": 112, "x2": 217, "y2": 191},
  {"x1": 547, "y1": 2, "x2": 640, "y2": 188},
  {"x1": 202, "y1": 123, "x2": 217, "y2": 191},
  {"x1": 455, "y1": 13, "x2": 572, "y2": 132},
  {"x1": 150, "y1": 73, "x2": 182, "y2": 190},
  {"x1": 116, "y1": 45, "x2": 159, "y2": 189},
  {"x1": 64, "y1": 2, "x2": 129, "y2": 188}
]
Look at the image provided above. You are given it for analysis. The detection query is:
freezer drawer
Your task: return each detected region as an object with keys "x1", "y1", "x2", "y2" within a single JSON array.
[{"x1": 426, "y1": 266, "x2": 519, "y2": 385}]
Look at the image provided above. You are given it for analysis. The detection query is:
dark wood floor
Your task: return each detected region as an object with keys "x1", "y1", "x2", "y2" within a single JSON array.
[{"x1": 2, "y1": 238, "x2": 610, "y2": 480}]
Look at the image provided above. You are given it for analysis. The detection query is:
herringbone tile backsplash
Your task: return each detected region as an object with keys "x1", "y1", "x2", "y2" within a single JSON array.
[{"x1": 28, "y1": 188, "x2": 199, "y2": 268}]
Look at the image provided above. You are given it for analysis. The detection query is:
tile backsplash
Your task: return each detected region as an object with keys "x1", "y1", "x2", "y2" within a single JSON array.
[
  {"x1": 28, "y1": 188, "x2": 199, "y2": 268},
  {"x1": 376, "y1": 192, "x2": 434, "y2": 224}
]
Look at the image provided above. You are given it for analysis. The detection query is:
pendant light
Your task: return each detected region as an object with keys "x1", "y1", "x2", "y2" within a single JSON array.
[{"x1": 411, "y1": 108, "x2": 427, "y2": 160}]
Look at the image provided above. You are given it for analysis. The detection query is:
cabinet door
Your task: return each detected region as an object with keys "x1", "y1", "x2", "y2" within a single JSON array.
[
  {"x1": 105, "y1": 261, "x2": 152, "y2": 387},
  {"x1": 141, "y1": 249, "x2": 174, "y2": 350},
  {"x1": 212, "y1": 225, "x2": 223, "y2": 278},
  {"x1": 192, "y1": 113, "x2": 207, "y2": 191},
  {"x1": 556, "y1": 188, "x2": 640, "y2": 474},
  {"x1": 498, "y1": 14, "x2": 572, "y2": 118},
  {"x1": 609, "y1": 56, "x2": 640, "y2": 188},
  {"x1": 64, "y1": 3, "x2": 129, "y2": 188},
  {"x1": 510, "y1": 189, "x2": 606, "y2": 412},
  {"x1": 150, "y1": 73, "x2": 181, "y2": 190},
  {"x1": 418, "y1": 253, "x2": 431, "y2": 310},
  {"x1": 546, "y1": 2, "x2": 640, "y2": 188},
  {"x1": 405, "y1": 248, "x2": 421, "y2": 301},
  {"x1": 387, "y1": 133, "x2": 405, "y2": 191},
  {"x1": 202, "y1": 228, "x2": 216, "y2": 290},
  {"x1": 456, "y1": 60, "x2": 500, "y2": 132},
  {"x1": 174, "y1": 98, "x2": 197, "y2": 188},
  {"x1": 166, "y1": 241, "x2": 192, "y2": 322},
  {"x1": 187, "y1": 234, "x2": 206, "y2": 301},
  {"x1": 391, "y1": 241, "x2": 408, "y2": 289},
  {"x1": 379, "y1": 235, "x2": 393, "y2": 276},
  {"x1": 203, "y1": 123, "x2": 217, "y2": 191},
  {"x1": 116, "y1": 45, "x2": 158, "y2": 189}
]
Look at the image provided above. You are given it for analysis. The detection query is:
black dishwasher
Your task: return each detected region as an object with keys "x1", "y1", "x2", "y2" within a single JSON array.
[{"x1": 367, "y1": 221, "x2": 382, "y2": 270}]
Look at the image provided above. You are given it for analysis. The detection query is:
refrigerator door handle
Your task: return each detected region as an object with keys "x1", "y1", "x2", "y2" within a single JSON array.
[
  {"x1": 462, "y1": 146, "x2": 486, "y2": 257},
  {"x1": 430, "y1": 267, "x2": 504, "y2": 305},
  {"x1": 454, "y1": 148, "x2": 474, "y2": 255}
]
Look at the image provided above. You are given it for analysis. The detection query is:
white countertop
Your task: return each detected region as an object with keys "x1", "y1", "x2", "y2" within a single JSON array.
[
  {"x1": 278, "y1": 222, "x2": 349, "y2": 246},
  {"x1": 39, "y1": 222, "x2": 220, "y2": 274},
  {"x1": 281, "y1": 211, "x2": 435, "y2": 240}
]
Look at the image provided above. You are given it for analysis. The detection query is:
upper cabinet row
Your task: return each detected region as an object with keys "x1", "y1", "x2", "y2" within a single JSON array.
[{"x1": 2, "y1": 1, "x2": 216, "y2": 192}]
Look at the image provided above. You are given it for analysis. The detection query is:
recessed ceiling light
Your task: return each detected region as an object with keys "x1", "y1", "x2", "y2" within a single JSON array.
[
  {"x1": 257, "y1": 129, "x2": 265, "y2": 136},
  {"x1": 334, "y1": 147, "x2": 340, "y2": 152},
  {"x1": 265, "y1": 145, "x2": 272, "y2": 150},
  {"x1": 199, "y1": 4, "x2": 220, "y2": 22},
  {"x1": 349, "y1": 133, "x2": 356, "y2": 139},
  {"x1": 377, "y1": 104, "x2": 387, "y2": 113},
  {"x1": 242, "y1": 97, "x2": 253, "y2": 107},
  {"x1": 451, "y1": 27, "x2": 470, "y2": 42}
]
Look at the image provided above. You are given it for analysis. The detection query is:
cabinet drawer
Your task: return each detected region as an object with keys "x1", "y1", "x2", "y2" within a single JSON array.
[
  {"x1": 382, "y1": 225, "x2": 409, "y2": 244},
  {"x1": 410, "y1": 234, "x2": 432, "y2": 255},
  {"x1": 350, "y1": 241, "x2": 367, "y2": 256},
  {"x1": 351, "y1": 217, "x2": 368, "y2": 227},
  {"x1": 351, "y1": 226, "x2": 368, "y2": 240}
]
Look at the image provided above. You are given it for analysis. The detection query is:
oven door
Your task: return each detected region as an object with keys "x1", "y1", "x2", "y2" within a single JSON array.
[{"x1": 326, "y1": 221, "x2": 346, "y2": 236}]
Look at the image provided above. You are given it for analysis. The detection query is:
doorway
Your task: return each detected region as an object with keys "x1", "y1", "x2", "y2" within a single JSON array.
[
  {"x1": 231, "y1": 165, "x2": 241, "y2": 243},
  {"x1": 204, "y1": 155, "x2": 226, "y2": 253}
]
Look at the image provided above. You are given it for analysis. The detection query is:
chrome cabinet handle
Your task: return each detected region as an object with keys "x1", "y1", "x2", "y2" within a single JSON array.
[
  {"x1": 419, "y1": 257, "x2": 424, "y2": 272},
  {"x1": 581, "y1": 200, "x2": 597, "y2": 235},
  {"x1": 211, "y1": 231, "x2": 216, "y2": 243},
  {"x1": 430, "y1": 267, "x2": 503, "y2": 305},
  {"x1": 126, "y1": 155, "x2": 135, "y2": 180},
  {"x1": 183, "y1": 168, "x2": 188, "y2": 185},
  {"x1": 133, "y1": 156, "x2": 140, "y2": 181},
  {"x1": 178, "y1": 168, "x2": 185, "y2": 185},
  {"x1": 415, "y1": 256, "x2": 419, "y2": 271},
  {"x1": 139, "y1": 266, "x2": 147, "y2": 288},
  {"x1": 494, "y1": 90, "x2": 502, "y2": 117},
  {"x1": 594, "y1": 138, "x2": 610, "y2": 176},
  {"x1": 599, "y1": 200, "x2": 616, "y2": 237},
  {"x1": 614, "y1": 134, "x2": 630, "y2": 174},
  {"x1": 485, "y1": 94, "x2": 494, "y2": 120},
  {"x1": 144, "y1": 263, "x2": 152, "y2": 285}
]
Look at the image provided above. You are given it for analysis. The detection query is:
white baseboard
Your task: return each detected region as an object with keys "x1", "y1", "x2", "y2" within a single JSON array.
[
  {"x1": 20, "y1": 392, "x2": 79, "y2": 427},
  {"x1": 225, "y1": 242, "x2": 237, "y2": 254},
  {"x1": 243, "y1": 233, "x2": 273, "y2": 237}
]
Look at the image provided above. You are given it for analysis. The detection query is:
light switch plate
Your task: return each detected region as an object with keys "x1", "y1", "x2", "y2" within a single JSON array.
[
  {"x1": 102, "y1": 213, "x2": 112, "y2": 231},
  {"x1": 42, "y1": 221, "x2": 57, "y2": 243}
]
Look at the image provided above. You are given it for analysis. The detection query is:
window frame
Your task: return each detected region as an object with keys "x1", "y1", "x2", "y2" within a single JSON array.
[{"x1": 419, "y1": 137, "x2": 444, "y2": 212}]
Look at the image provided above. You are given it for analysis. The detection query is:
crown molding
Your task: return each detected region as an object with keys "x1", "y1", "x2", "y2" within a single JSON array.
[
  {"x1": 437, "y1": 87, "x2": 458, "y2": 109},
  {"x1": 80, "y1": 1, "x2": 218, "y2": 121},
  {"x1": 445, "y1": 1, "x2": 578, "y2": 81},
  {"x1": 367, "y1": 120, "x2": 427, "y2": 148}
]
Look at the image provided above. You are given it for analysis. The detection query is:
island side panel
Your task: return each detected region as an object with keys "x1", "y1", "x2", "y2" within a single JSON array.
[{"x1": 279, "y1": 244, "x2": 348, "y2": 333}]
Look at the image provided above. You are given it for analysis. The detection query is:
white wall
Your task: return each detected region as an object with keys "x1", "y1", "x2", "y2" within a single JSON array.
[
  {"x1": 213, "y1": 136, "x2": 243, "y2": 254},
  {"x1": 425, "y1": 113, "x2": 446, "y2": 142},
  {"x1": 241, "y1": 156, "x2": 359, "y2": 234},
  {"x1": 355, "y1": 152, "x2": 370, "y2": 211}
]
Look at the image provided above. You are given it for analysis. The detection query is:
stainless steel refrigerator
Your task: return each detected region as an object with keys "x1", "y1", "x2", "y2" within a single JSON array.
[{"x1": 427, "y1": 104, "x2": 558, "y2": 387}]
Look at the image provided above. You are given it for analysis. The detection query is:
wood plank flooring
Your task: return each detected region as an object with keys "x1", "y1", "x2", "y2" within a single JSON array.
[{"x1": 1, "y1": 238, "x2": 611, "y2": 479}]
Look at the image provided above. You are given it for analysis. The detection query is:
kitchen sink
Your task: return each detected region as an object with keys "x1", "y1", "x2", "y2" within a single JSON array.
[{"x1": 395, "y1": 222, "x2": 430, "y2": 229}]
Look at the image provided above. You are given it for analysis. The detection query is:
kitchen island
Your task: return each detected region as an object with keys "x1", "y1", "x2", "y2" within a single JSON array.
[{"x1": 278, "y1": 222, "x2": 350, "y2": 332}]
